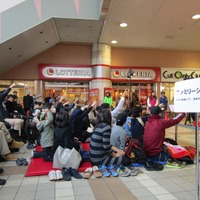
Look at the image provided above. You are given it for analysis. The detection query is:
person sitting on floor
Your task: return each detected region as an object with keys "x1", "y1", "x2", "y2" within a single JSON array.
[
  {"x1": 47, "y1": 106, "x2": 81, "y2": 162},
  {"x1": 89, "y1": 108, "x2": 131, "y2": 167},
  {"x1": 143, "y1": 106, "x2": 185, "y2": 161},
  {"x1": 130, "y1": 107, "x2": 148, "y2": 144},
  {"x1": 110, "y1": 112, "x2": 127, "y2": 151},
  {"x1": 32, "y1": 103, "x2": 54, "y2": 160}
]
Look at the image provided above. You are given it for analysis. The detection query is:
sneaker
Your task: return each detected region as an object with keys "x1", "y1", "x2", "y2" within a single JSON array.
[
  {"x1": 16, "y1": 158, "x2": 23, "y2": 166},
  {"x1": 48, "y1": 170, "x2": 56, "y2": 181},
  {"x1": 98, "y1": 165, "x2": 111, "y2": 177},
  {"x1": 55, "y1": 170, "x2": 63, "y2": 180},
  {"x1": 114, "y1": 165, "x2": 130, "y2": 177},
  {"x1": 126, "y1": 165, "x2": 138, "y2": 176},
  {"x1": 107, "y1": 165, "x2": 118, "y2": 177},
  {"x1": 62, "y1": 167, "x2": 71, "y2": 181},
  {"x1": 21, "y1": 158, "x2": 28, "y2": 166},
  {"x1": 145, "y1": 161, "x2": 164, "y2": 171},
  {"x1": 166, "y1": 161, "x2": 186, "y2": 169},
  {"x1": 119, "y1": 164, "x2": 133, "y2": 176},
  {"x1": 3, "y1": 153, "x2": 16, "y2": 161},
  {"x1": 27, "y1": 143, "x2": 36, "y2": 150}
]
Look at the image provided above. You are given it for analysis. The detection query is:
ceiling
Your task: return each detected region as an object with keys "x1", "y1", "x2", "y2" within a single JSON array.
[{"x1": 1, "y1": 0, "x2": 200, "y2": 73}]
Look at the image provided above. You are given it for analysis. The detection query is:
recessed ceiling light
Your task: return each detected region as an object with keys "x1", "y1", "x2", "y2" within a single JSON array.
[
  {"x1": 111, "y1": 40, "x2": 117, "y2": 44},
  {"x1": 120, "y1": 23, "x2": 128, "y2": 27},
  {"x1": 192, "y1": 14, "x2": 200, "y2": 19}
]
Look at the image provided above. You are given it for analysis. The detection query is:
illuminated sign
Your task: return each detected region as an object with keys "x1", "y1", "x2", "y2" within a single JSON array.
[
  {"x1": 39, "y1": 65, "x2": 92, "y2": 80},
  {"x1": 161, "y1": 68, "x2": 200, "y2": 82}
]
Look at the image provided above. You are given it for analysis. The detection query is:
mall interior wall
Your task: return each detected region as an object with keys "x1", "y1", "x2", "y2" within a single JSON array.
[{"x1": 0, "y1": 44, "x2": 200, "y2": 80}]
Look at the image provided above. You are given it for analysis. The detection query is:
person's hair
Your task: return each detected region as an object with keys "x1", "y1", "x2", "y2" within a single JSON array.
[
  {"x1": 43, "y1": 103, "x2": 52, "y2": 110},
  {"x1": 122, "y1": 108, "x2": 132, "y2": 117},
  {"x1": 12, "y1": 95, "x2": 18, "y2": 100},
  {"x1": 149, "y1": 90, "x2": 157, "y2": 100},
  {"x1": 96, "y1": 108, "x2": 112, "y2": 127},
  {"x1": 55, "y1": 108, "x2": 70, "y2": 127},
  {"x1": 7, "y1": 94, "x2": 14, "y2": 99},
  {"x1": 100, "y1": 103, "x2": 110, "y2": 109}
]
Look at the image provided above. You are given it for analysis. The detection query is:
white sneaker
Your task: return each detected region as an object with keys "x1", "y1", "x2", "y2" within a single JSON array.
[
  {"x1": 56, "y1": 170, "x2": 63, "y2": 180},
  {"x1": 48, "y1": 170, "x2": 56, "y2": 181}
]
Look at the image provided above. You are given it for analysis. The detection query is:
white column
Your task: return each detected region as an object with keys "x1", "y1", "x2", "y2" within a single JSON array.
[{"x1": 91, "y1": 43, "x2": 112, "y2": 105}]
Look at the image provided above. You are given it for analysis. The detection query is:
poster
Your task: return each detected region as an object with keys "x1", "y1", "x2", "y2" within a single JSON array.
[{"x1": 89, "y1": 88, "x2": 99, "y2": 105}]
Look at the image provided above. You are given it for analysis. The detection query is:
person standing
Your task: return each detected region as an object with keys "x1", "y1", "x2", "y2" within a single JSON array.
[
  {"x1": 23, "y1": 91, "x2": 34, "y2": 115},
  {"x1": 159, "y1": 91, "x2": 168, "y2": 119},
  {"x1": 104, "y1": 92, "x2": 112, "y2": 106},
  {"x1": 147, "y1": 90, "x2": 158, "y2": 112}
]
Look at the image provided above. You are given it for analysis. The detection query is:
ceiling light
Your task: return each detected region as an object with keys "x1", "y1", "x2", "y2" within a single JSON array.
[
  {"x1": 192, "y1": 14, "x2": 200, "y2": 19},
  {"x1": 120, "y1": 23, "x2": 128, "y2": 27},
  {"x1": 111, "y1": 40, "x2": 117, "y2": 44}
]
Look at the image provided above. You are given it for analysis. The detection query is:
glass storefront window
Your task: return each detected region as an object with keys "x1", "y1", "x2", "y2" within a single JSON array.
[
  {"x1": 112, "y1": 83, "x2": 153, "y2": 109},
  {"x1": 44, "y1": 81, "x2": 89, "y2": 105},
  {"x1": 0, "y1": 80, "x2": 35, "y2": 104},
  {"x1": 160, "y1": 82, "x2": 175, "y2": 105}
]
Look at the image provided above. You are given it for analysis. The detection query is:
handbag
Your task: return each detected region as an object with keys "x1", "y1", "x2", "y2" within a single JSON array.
[{"x1": 53, "y1": 146, "x2": 82, "y2": 170}]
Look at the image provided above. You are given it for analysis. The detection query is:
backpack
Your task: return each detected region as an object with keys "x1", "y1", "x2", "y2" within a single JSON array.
[{"x1": 125, "y1": 138, "x2": 147, "y2": 164}]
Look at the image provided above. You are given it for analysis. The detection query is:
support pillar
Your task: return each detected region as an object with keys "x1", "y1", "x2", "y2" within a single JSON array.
[{"x1": 91, "y1": 43, "x2": 112, "y2": 105}]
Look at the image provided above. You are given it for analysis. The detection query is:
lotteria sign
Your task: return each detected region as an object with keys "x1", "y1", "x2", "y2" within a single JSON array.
[
  {"x1": 161, "y1": 68, "x2": 200, "y2": 82},
  {"x1": 39, "y1": 64, "x2": 92, "y2": 80},
  {"x1": 111, "y1": 67, "x2": 160, "y2": 82}
]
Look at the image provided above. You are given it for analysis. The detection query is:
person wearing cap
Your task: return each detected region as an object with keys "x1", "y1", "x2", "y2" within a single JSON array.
[
  {"x1": 130, "y1": 107, "x2": 148, "y2": 143},
  {"x1": 111, "y1": 112, "x2": 127, "y2": 151},
  {"x1": 159, "y1": 91, "x2": 168, "y2": 119},
  {"x1": 143, "y1": 106, "x2": 185, "y2": 161}
]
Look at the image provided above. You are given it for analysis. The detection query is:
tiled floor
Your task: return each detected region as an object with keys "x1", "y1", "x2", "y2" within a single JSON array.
[{"x1": 0, "y1": 123, "x2": 200, "y2": 200}]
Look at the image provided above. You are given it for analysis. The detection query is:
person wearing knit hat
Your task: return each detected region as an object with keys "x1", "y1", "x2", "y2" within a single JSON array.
[{"x1": 143, "y1": 106, "x2": 186, "y2": 161}]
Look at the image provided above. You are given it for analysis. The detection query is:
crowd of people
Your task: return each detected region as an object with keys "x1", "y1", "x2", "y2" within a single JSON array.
[{"x1": 0, "y1": 85, "x2": 186, "y2": 185}]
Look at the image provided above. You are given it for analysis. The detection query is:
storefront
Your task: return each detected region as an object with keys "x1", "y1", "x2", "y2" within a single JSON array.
[
  {"x1": 39, "y1": 64, "x2": 94, "y2": 105},
  {"x1": 109, "y1": 66, "x2": 161, "y2": 109},
  {"x1": 160, "y1": 68, "x2": 200, "y2": 105}
]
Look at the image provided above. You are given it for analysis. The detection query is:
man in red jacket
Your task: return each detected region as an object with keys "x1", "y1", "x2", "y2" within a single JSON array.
[{"x1": 143, "y1": 106, "x2": 185, "y2": 161}]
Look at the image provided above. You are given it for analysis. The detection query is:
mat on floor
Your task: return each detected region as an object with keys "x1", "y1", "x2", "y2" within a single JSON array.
[{"x1": 25, "y1": 142, "x2": 92, "y2": 177}]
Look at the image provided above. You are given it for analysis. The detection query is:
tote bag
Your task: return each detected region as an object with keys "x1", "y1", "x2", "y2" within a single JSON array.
[{"x1": 53, "y1": 146, "x2": 82, "y2": 170}]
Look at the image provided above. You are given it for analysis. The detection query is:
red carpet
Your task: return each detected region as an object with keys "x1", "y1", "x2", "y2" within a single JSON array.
[{"x1": 25, "y1": 143, "x2": 92, "y2": 177}]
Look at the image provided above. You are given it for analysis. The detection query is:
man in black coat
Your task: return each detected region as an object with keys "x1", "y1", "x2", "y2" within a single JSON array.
[{"x1": 23, "y1": 91, "x2": 34, "y2": 114}]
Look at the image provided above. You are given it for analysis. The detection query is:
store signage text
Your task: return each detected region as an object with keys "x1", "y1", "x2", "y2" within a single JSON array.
[
  {"x1": 42, "y1": 67, "x2": 92, "y2": 78},
  {"x1": 163, "y1": 70, "x2": 200, "y2": 80},
  {"x1": 112, "y1": 69, "x2": 156, "y2": 80}
]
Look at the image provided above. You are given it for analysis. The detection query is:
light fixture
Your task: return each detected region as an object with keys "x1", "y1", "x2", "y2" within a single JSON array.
[
  {"x1": 192, "y1": 14, "x2": 200, "y2": 19},
  {"x1": 120, "y1": 23, "x2": 128, "y2": 27},
  {"x1": 111, "y1": 40, "x2": 117, "y2": 44}
]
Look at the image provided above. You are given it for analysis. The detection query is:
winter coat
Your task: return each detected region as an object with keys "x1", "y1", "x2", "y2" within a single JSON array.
[
  {"x1": 36, "y1": 112, "x2": 54, "y2": 148},
  {"x1": 143, "y1": 113, "x2": 185, "y2": 156}
]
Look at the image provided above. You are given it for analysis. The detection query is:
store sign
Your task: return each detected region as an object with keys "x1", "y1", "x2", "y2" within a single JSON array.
[
  {"x1": 39, "y1": 65, "x2": 92, "y2": 80},
  {"x1": 111, "y1": 67, "x2": 160, "y2": 82},
  {"x1": 174, "y1": 78, "x2": 200, "y2": 112},
  {"x1": 161, "y1": 68, "x2": 200, "y2": 82}
]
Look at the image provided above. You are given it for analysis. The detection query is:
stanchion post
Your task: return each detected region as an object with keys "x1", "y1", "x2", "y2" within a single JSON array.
[{"x1": 195, "y1": 113, "x2": 199, "y2": 200}]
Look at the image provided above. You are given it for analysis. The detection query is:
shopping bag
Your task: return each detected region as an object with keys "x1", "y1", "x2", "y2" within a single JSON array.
[{"x1": 53, "y1": 146, "x2": 82, "y2": 170}]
